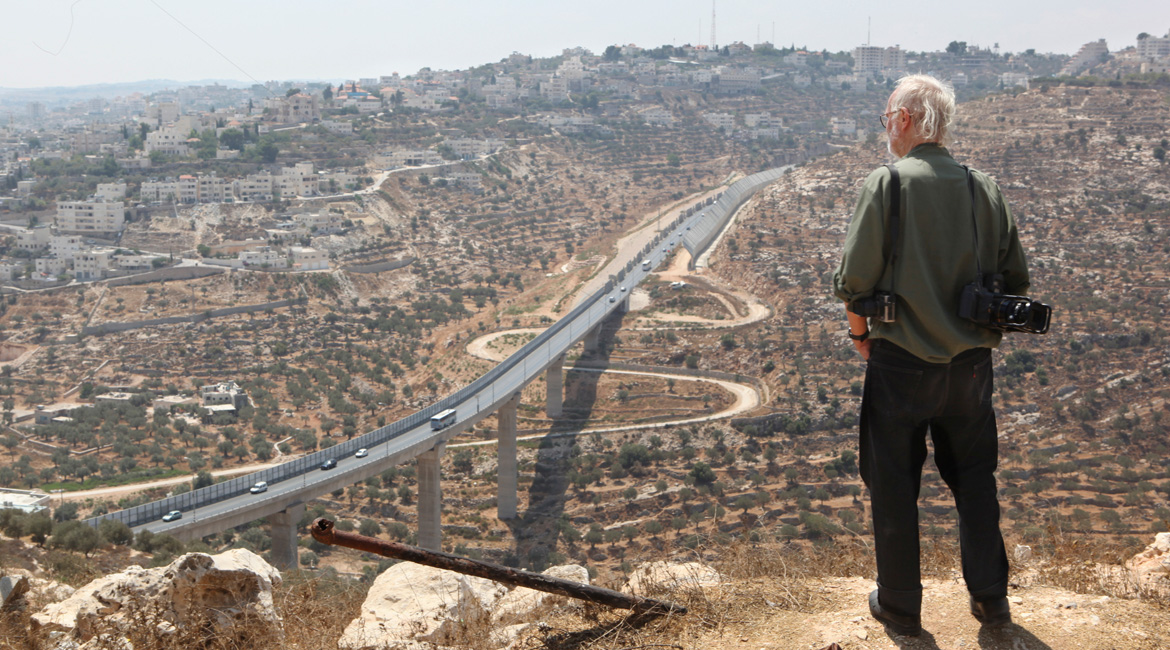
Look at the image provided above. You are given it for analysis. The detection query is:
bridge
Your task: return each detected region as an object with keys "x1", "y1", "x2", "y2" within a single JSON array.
[{"x1": 83, "y1": 166, "x2": 789, "y2": 569}]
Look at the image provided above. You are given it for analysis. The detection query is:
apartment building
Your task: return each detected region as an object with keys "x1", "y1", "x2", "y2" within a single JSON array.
[
  {"x1": 73, "y1": 248, "x2": 114, "y2": 280},
  {"x1": 702, "y1": 112, "x2": 736, "y2": 131},
  {"x1": 16, "y1": 227, "x2": 52, "y2": 251},
  {"x1": 1137, "y1": 31, "x2": 1170, "y2": 61},
  {"x1": 853, "y1": 45, "x2": 907, "y2": 74},
  {"x1": 1060, "y1": 39, "x2": 1108, "y2": 76},
  {"x1": 233, "y1": 172, "x2": 274, "y2": 202},
  {"x1": 278, "y1": 162, "x2": 319, "y2": 197},
  {"x1": 55, "y1": 200, "x2": 126, "y2": 234},
  {"x1": 144, "y1": 127, "x2": 190, "y2": 157},
  {"x1": 49, "y1": 235, "x2": 83, "y2": 260},
  {"x1": 263, "y1": 93, "x2": 321, "y2": 123},
  {"x1": 95, "y1": 182, "x2": 127, "y2": 201}
]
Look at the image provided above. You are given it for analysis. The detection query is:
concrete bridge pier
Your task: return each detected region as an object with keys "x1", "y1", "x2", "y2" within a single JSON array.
[
  {"x1": 582, "y1": 324, "x2": 602, "y2": 355},
  {"x1": 546, "y1": 354, "x2": 565, "y2": 418},
  {"x1": 497, "y1": 393, "x2": 521, "y2": 520},
  {"x1": 418, "y1": 443, "x2": 445, "y2": 551},
  {"x1": 269, "y1": 503, "x2": 305, "y2": 571}
]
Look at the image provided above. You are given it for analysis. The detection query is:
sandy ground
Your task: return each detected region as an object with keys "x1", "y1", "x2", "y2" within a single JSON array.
[{"x1": 706, "y1": 575, "x2": 1167, "y2": 650}]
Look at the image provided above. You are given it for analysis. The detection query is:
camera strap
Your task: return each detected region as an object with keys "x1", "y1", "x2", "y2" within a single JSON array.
[
  {"x1": 962, "y1": 165, "x2": 983, "y2": 278},
  {"x1": 883, "y1": 163, "x2": 901, "y2": 298}
]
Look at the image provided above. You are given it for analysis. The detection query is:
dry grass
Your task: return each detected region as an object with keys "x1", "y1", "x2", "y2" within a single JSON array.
[{"x1": 2, "y1": 532, "x2": 1165, "y2": 650}]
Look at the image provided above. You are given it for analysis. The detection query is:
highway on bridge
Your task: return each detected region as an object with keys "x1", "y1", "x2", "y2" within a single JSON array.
[{"x1": 84, "y1": 166, "x2": 788, "y2": 547}]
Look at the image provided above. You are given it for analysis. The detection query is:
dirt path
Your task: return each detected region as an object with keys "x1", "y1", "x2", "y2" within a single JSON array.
[{"x1": 448, "y1": 368, "x2": 759, "y2": 450}]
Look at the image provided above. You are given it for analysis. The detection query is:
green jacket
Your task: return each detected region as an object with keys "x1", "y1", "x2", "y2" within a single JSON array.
[{"x1": 832, "y1": 144, "x2": 1031, "y2": 363}]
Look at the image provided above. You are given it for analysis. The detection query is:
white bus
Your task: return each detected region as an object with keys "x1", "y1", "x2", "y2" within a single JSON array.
[
  {"x1": 641, "y1": 259, "x2": 652, "y2": 271},
  {"x1": 431, "y1": 408, "x2": 457, "y2": 430}
]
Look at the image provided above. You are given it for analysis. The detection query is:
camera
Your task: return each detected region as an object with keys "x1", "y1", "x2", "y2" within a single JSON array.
[
  {"x1": 958, "y1": 273, "x2": 1052, "y2": 334},
  {"x1": 849, "y1": 291, "x2": 896, "y2": 323}
]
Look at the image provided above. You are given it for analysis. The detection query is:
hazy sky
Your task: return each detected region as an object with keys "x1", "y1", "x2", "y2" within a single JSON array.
[{"x1": 4, "y1": 0, "x2": 1168, "y2": 88}]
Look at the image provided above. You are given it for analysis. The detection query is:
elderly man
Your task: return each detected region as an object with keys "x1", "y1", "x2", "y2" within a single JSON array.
[{"x1": 832, "y1": 74, "x2": 1030, "y2": 636}]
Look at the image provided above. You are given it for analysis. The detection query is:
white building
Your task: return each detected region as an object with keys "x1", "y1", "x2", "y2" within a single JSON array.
[
  {"x1": 239, "y1": 246, "x2": 288, "y2": 269},
  {"x1": 830, "y1": 117, "x2": 857, "y2": 135},
  {"x1": 702, "y1": 112, "x2": 736, "y2": 131},
  {"x1": 278, "y1": 162, "x2": 318, "y2": 198},
  {"x1": 144, "y1": 127, "x2": 190, "y2": 157},
  {"x1": 290, "y1": 246, "x2": 329, "y2": 271},
  {"x1": 263, "y1": 93, "x2": 320, "y2": 123},
  {"x1": 34, "y1": 257, "x2": 67, "y2": 277},
  {"x1": 55, "y1": 200, "x2": 125, "y2": 234},
  {"x1": 1060, "y1": 39, "x2": 1109, "y2": 76},
  {"x1": 95, "y1": 182, "x2": 127, "y2": 201},
  {"x1": 1136, "y1": 31, "x2": 1170, "y2": 61},
  {"x1": 73, "y1": 248, "x2": 114, "y2": 280},
  {"x1": 16, "y1": 227, "x2": 52, "y2": 251},
  {"x1": 50, "y1": 235, "x2": 83, "y2": 260},
  {"x1": 1001, "y1": 72, "x2": 1030, "y2": 89},
  {"x1": 201, "y1": 381, "x2": 249, "y2": 410},
  {"x1": 853, "y1": 45, "x2": 906, "y2": 74}
]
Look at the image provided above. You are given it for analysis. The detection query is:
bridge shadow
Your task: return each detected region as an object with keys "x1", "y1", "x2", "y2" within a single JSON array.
[{"x1": 504, "y1": 308, "x2": 629, "y2": 569}]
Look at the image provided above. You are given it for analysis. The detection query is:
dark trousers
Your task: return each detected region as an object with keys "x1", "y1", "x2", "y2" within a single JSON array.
[{"x1": 860, "y1": 340, "x2": 1009, "y2": 617}]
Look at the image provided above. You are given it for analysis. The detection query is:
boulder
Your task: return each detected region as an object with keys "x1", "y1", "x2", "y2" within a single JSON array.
[
  {"x1": 1127, "y1": 532, "x2": 1170, "y2": 577},
  {"x1": 491, "y1": 564, "x2": 589, "y2": 624},
  {"x1": 622, "y1": 561, "x2": 721, "y2": 597},
  {"x1": 30, "y1": 549, "x2": 282, "y2": 646},
  {"x1": 339, "y1": 561, "x2": 508, "y2": 650}
]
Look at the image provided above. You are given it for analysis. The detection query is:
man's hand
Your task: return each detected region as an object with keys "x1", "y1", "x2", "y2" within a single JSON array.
[{"x1": 853, "y1": 338, "x2": 872, "y2": 360}]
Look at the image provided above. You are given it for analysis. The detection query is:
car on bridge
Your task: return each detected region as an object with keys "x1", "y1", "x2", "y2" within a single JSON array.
[
  {"x1": 355, "y1": 448, "x2": 369, "y2": 458},
  {"x1": 162, "y1": 510, "x2": 182, "y2": 522},
  {"x1": 249, "y1": 481, "x2": 268, "y2": 494},
  {"x1": 320, "y1": 459, "x2": 337, "y2": 470}
]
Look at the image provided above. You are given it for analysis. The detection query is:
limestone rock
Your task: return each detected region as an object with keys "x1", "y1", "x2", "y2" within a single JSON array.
[
  {"x1": 491, "y1": 564, "x2": 589, "y2": 624},
  {"x1": 30, "y1": 549, "x2": 281, "y2": 645},
  {"x1": 339, "y1": 561, "x2": 508, "y2": 650},
  {"x1": 622, "y1": 561, "x2": 721, "y2": 596},
  {"x1": 1127, "y1": 532, "x2": 1170, "y2": 576}
]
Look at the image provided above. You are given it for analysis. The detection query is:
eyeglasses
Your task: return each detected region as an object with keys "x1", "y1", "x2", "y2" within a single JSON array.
[{"x1": 879, "y1": 109, "x2": 902, "y2": 128}]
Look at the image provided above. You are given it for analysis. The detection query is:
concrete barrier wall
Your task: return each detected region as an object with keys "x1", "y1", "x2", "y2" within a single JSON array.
[
  {"x1": 344, "y1": 257, "x2": 416, "y2": 274},
  {"x1": 104, "y1": 266, "x2": 224, "y2": 287},
  {"x1": 82, "y1": 297, "x2": 306, "y2": 336}
]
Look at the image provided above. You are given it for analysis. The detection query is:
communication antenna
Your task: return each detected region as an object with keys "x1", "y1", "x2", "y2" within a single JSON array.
[{"x1": 711, "y1": 0, "x2": 717, "y2": 50}]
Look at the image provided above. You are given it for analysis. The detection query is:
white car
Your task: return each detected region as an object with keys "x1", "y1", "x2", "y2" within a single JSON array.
[
  {"x1": 249, "y1": 481, "x2": 268, "y2": 494},
  {"x1": 355, "y1": 448, "x2": 369, "y2": 458},
  {"x1": 619, "y1": 286, "x2": 626, "y2": 292},
  {"x1": 162, "y1": 510, "x2": 182, "y2": 522}
]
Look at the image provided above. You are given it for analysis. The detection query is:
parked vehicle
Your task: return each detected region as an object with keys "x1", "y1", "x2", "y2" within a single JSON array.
[
  {"x1": 162, "y1": 510, "x2": 182, "y2": 522},
  {"x1": 431, "y1": 408, "x2": 456, "y2": 430},
  {"x1": 320, "y1": 459, "x2": 337, "y2": 470},
  {"x1": 249, "y1": 481, "x2": 268, "y2": 494},
  {"x1": 355, "y1": 448, "x2": 368, "y2": 458}
]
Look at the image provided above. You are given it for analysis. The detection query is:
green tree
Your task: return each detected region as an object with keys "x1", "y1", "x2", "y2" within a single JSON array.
[{"x1": 50, "y1": 520, "x2": 100, "y2": 556}]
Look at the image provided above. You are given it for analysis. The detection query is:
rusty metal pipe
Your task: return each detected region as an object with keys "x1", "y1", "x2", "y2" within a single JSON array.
[{"x1": 309, "y1": 517, "x2": 686, "y2": 615}]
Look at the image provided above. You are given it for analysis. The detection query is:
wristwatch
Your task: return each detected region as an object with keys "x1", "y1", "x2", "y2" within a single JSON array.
[{"x1": 848, "y1": 330, "x2": 869, "y2": 342}]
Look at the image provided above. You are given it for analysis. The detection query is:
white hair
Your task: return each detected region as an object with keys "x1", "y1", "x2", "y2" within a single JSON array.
[{"x1": 890, "y1": 74, "x2": 955, "y2": 146}]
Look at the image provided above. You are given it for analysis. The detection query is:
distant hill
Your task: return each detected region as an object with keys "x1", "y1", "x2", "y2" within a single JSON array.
[{"x1": 0, "y1": 79, "x2": 251, "y2": 106}]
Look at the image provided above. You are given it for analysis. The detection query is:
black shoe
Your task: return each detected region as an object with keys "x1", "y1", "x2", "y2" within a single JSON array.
[
  {"x1": 869, "y1": 589, "x2": 921, "y2": 636},
  {"x1": 970, "y1": 595, "x2": 1011, "y2": 627}
]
